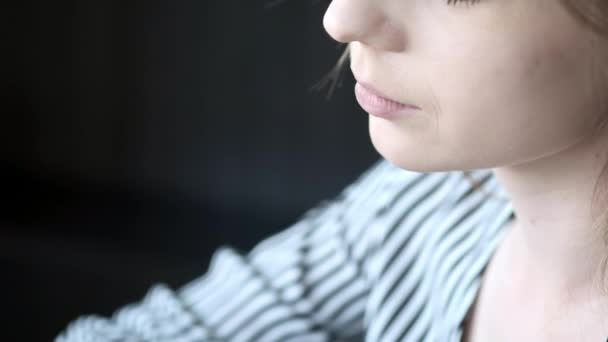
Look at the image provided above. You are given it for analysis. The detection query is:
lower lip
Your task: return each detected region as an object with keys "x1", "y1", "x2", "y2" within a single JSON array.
[{"x1": 354, "y1": 82, "x2": 419, "y2": 119}]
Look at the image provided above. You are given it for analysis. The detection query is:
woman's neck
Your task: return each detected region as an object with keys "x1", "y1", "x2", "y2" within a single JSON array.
[{"x1": 492, "y1": 129, "x2": 608, "y2": 300}]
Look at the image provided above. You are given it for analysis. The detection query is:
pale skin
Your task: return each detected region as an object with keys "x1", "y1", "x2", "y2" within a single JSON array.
[{"x1": 323, "y1": 0, "x2": 608, "y2": 341}]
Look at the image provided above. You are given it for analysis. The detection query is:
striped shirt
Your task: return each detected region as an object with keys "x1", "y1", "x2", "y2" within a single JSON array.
[{"x1": 56, "y1": 158, "x2": 515, "y2": 342}]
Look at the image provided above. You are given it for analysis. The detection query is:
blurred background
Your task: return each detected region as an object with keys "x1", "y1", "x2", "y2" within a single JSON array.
[{"x1": 2, "y1": 0, "x2": 380, "y2": 340}]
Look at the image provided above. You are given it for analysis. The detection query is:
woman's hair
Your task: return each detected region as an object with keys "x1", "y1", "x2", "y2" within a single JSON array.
[
  {"x1": 314, "y1": 0, "x2": 608, "y2": 292},
  {"x1": 560, "y1": 0, "x2": 608, "y2": 37}
]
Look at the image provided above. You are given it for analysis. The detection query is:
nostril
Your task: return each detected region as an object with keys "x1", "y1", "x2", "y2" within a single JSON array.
[
  {"x1": 322, "y1": 1, "x2": 406, "y2": 53},
  {"x1": 322, "y1": 6, "x2": 353, "y2": 44}
]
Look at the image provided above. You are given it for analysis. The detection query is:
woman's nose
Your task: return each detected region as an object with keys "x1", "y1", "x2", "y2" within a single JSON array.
[{"x1": 323, "y1": 0, "x2": 405, "y2": 52}]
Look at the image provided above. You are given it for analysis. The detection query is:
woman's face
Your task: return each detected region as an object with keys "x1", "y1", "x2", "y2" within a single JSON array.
[{"x1": 323, "y1": 0, "x2": 608, "y2": 172}]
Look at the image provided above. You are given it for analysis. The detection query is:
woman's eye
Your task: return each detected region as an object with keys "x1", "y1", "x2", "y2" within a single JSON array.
[{"x1": 446, "y1": 0, "x2": 481, "y2": 5}]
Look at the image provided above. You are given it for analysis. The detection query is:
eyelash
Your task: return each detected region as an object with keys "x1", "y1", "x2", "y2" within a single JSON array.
[{"x1": 446, "y1": 0, "x2": 481, "y2": 5}]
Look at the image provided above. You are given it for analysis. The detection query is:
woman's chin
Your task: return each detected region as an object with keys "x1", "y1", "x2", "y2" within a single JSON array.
[
  {"x1": 369, "y1": 118, "x2": 437, "y2": 172},
  {"x1": 369, "y1": 132, "x2": 466, "y2": 173},
  {"x1": 370, "y1": 138, "x2": 434, "y2": 173}
]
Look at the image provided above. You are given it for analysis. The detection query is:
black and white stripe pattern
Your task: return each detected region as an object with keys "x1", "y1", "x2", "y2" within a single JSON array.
[{"x1": 56, "y1": 158, "x2": 514, "y2": 342}]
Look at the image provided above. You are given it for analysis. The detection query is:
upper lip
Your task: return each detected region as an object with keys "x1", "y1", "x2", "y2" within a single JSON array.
[{"x1": 352, "y1": 72, "x2": 420, "y2": 109}]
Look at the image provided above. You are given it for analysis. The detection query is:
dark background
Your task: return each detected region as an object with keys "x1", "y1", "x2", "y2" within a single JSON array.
[{"x1": 3, "y1": 0, "x2": 380, "y2": 340}]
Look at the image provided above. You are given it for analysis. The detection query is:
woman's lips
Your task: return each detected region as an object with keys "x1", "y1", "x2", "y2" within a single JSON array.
[{"x1": 354, "y1": 81, "x2": 420, "y2": 119}]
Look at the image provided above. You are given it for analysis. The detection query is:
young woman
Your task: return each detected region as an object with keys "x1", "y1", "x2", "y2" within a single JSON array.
[{"x1": 58, "y1": 0, "x2": 608, "y2": 341}]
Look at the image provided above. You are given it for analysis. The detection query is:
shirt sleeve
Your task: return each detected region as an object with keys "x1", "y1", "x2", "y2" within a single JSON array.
[{"x1": 55, "y1": 159, "x2": 423, "y2": 342}]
